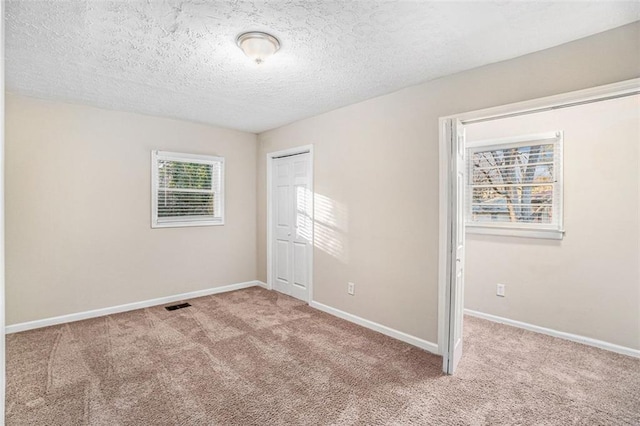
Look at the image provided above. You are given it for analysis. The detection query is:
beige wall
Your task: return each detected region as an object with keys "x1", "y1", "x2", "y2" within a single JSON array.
[
  {"x1": 257, "y1": 22, "x2": 640, "y2": 344},
  {"x1": 464, "y1": 95, "x2": 639, "y2": 350},
  {"x1": 6, "y1": 94, "x2": 257, "y2": 325}
]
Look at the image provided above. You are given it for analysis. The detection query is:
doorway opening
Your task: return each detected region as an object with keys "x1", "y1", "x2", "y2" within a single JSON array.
[
  {"x1": 266, "y1": 145, "x2": 314, "y2": 303},
  {"x1": 438, "y1": 79, "x2": 640, "y2": 374}
]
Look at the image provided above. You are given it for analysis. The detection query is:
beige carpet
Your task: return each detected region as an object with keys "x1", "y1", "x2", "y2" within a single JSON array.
[{"x1": 6, "y1": 287, "x2": 640, "y2": 425}]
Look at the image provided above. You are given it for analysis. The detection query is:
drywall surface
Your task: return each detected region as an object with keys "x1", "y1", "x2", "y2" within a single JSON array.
[
  {"x1": 6, "y1": 94, "x2": 257, "y2": 325},
  {"x1": 464, "y1": 95, "x2": 639, "y2": 350},
  {"x1": 256, "y1": 22, "x2": 640, "y2": 343}
]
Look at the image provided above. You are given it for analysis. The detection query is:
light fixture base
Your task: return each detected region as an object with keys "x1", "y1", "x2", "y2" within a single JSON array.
[{"x1": 236, "y1": 31, "x2": 281, "y2": 64}]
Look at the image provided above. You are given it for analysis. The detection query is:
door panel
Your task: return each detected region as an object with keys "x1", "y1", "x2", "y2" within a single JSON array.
[
  {"x1": 293, "y1": 242, "x2": 307, "y2": 286},
  {"x1": 295, "y1": 184, "x2": 312, "y2": 240},
  {"x1": 294, "y1": 158, "x2": 307, "y2": 177},
  {"x1": 445, "y1": 119, "x2": 466, "y2": 374},
  {"x1": 277, "y1": 162, "x2": 289, "y2": 178},
  {"x1": 276, "y1": 240, "x2": 289, "y2": 281},
  {"x1": 276, "y1": 186, "x2": 289, "y2": 226},
  {"x1": 272, "y1": 152, "x2": 312, "y2": 302}
]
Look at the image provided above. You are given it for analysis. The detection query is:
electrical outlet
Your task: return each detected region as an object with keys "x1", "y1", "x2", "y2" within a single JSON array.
[
  {"x1": 496, "y1": 284, "x2": 506, "y2": 297},
  {"x1": 348, "y1": 282, "x2": 355, "y2": 295}
]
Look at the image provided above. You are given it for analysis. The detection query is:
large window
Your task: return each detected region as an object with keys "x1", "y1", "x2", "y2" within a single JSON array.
[
  {"x1": 466, "y1": 131, "x2": 563, "y2": 239},
  {"x1": 151, "y1": 151, "x2": 224, "y2": 228}
]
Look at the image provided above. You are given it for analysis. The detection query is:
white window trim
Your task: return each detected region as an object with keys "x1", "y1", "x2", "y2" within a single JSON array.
[
  {"x1": 151, "y1": 150, "x2": 225, "y2": 228},
  {"x1": 466, "y1": 131, "x2": 564, "y2": 240}
]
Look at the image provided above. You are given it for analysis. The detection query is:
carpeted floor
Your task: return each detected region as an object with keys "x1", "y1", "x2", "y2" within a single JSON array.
[{"x1": 6, "y1": 287, "x2": 640, "y2": 425}]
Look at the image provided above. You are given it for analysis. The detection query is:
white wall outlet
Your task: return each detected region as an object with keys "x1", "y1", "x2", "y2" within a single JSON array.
[
  {"x1": 348, "y1": 282, "x2": 355, "y2": 295},
  {"x1": 496, "y1": 284, "x2": 506, "y2": 297}
]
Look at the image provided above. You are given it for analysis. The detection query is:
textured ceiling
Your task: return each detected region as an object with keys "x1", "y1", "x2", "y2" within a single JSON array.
[{"x1": 6, "y1": 1, "x2": 640, "y2": 133}]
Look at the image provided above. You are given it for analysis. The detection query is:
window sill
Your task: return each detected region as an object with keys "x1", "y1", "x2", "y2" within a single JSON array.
[
  {"x1": 152, "y1": 220, "x2": 224, "y2": 229},
  {"x1": 466, "y1": 225, "x2": 564, "y2": 240}
]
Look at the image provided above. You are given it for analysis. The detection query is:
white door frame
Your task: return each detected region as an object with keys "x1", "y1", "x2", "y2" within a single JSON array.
[
  {"x1": 1, "y1": 0, "x2": 6, "y2": 417},
  {"x1": 437, "y1": 78, "x2": 640, "y2": 372},
  {"x1": 266, "y1": 145, "x2": 314, "y2": 303}
]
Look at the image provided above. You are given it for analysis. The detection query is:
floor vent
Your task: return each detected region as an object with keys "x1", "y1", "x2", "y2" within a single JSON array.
[{"x1": 165, "y1": 302, "x2": 191, "y2": 311}]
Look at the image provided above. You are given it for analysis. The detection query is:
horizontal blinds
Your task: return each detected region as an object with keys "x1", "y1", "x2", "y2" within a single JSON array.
[
  {"x1": 467, "y1": 138, "x2": 561, "y2": 227},
  {"x1": 154, "y1": 153, "x2": 223, "y2": 223}
]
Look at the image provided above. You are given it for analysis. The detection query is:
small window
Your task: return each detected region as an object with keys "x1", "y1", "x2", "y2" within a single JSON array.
[
  {"x1": 466, "y1": 131, "x2": 563, "y2": 239},
  {"x1": 151, "y1": 151, "x2": 224, "y2": 228}
]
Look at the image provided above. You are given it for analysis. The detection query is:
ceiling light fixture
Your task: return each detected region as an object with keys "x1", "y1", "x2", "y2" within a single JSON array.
[{"x1": 236, "y1": 31, "x2": 280, "y2": 64}]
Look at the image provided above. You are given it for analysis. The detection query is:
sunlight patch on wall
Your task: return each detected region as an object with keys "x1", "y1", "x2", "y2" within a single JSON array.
[{"x1": 313, "y1": 192, "x2": 349, "y2": 264}]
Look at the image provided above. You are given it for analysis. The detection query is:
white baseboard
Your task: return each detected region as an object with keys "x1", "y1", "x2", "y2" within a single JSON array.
[
  {"x1": 6, "y1": 280, "x2": 264, "y2": 334},
  {"x1": 255, "y1": 281, "x2": 268, "y2": 289},
  {"x1": 310, "y1": 300, "x2": 439, "y2": 355},
  {"x1": 465, "y1": 309, "x2": 640, "y2": 359}
]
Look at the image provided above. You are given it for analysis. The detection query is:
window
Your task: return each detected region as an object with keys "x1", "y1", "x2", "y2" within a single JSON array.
[
  {"x1": 151, "y1": 151, "x2": 224, "y2": 228},
  {"x1": 466, "y1": 131, "x2": 563, "y2": 239}
]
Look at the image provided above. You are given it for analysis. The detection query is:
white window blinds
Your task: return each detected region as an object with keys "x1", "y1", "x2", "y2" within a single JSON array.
[
  {"x1": 466, "y1": 132, "x2": 563, "y2": 238},
  {"x1": 152, "y1": 151, "x2": 224, "y2": 228}
]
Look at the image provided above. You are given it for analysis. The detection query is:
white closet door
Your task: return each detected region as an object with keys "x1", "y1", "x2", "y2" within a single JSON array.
[{"x1": 272, "y1": 153, "x2": 312, "y2": 302}]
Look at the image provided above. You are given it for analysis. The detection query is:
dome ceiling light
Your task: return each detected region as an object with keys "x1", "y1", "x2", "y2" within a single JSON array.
[{"x1": 236, "y1": 31, "x2": 280, "y2": 64}]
